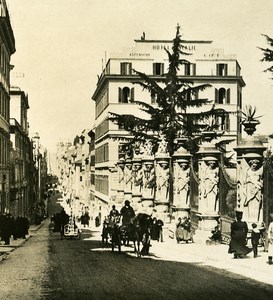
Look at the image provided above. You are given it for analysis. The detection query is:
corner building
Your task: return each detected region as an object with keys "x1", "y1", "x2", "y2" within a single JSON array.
[{"x1": 91, "y1": 35, "x2": 245, "y2": 218}]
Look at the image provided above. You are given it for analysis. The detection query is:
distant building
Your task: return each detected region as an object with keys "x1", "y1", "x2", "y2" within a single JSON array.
[
  {"x1": 91, "y1": 35, "x2": 245, "y2": 217},
  {"x1": 0, "y1": 1, "x2": 16, "y2": 214},
  {"x1": 9, "y1": 86, "x2": 33, "y2": 218}
]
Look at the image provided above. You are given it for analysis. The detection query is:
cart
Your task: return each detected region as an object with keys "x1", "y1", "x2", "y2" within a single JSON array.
[{"x1": 61, "y1": 222, "x2": 81, "y2": 240}]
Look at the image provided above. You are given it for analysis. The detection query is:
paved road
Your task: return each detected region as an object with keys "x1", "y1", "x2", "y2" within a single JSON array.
[{"x1": 1, "y1": 193, "x2": 273, "y2": 300}]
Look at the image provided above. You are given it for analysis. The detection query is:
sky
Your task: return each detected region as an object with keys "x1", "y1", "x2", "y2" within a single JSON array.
[{"x1": 6, "y1": 0, "x2": 273, "y2": 153}]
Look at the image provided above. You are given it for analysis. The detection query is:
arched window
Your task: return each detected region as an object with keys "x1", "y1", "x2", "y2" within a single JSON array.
[
  {"x1": 118, "y1": 87, "x2": 134, "y2": 103},
  {"x1": 215, "y1": 88, "x2": 230, "y2": 104}
]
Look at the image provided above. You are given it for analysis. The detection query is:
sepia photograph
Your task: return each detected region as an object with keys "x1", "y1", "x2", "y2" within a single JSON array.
[{"x1": 0, "y1": 0, "x2": 273, "y2": 299}]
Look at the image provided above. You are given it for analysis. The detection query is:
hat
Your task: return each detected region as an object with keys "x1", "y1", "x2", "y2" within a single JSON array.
[{"x1": 235, "y1": 211, "x2": 243, "y2": 216}]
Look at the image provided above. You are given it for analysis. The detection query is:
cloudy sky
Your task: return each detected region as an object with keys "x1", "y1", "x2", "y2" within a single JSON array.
[{"x1": 7, "y1": 0, "x2": 273, "y2": 152}]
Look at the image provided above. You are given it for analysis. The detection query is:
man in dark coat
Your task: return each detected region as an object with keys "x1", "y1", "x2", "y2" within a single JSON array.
[{"x1": 120, "y1": 200, "x2": 135, "y2": 225}]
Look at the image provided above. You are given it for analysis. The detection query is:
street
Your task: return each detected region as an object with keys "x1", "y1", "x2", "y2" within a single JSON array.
[{"x1": 0, "y1": 193, "x2": 273, "y2": 300}]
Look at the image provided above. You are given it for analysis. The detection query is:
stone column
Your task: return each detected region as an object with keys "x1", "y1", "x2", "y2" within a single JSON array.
[
  {"x1": 124, "y1": 158, "x2": 133, "y2": 202},
  {"x1": 172, "y1": 143, "x2": 191, "y2": 221},
  {"x1": 116, "y1": 158, "x2": 125, "y2": 204},
  {"x1": 234, "y1": 138, "x2": 266, "y2": 226},
  {"x1": 142, "y1": 158, "x2": 156, "y2": 214},
  {"x1": 154, "y1": 136, "x2": 170, "y2": 216},
  {"x1": 131, "y1": 157, "x2": 143, "y2": 210},
  {"x1": 196, "y1": 132, "x2": 221, "y2": 232}
]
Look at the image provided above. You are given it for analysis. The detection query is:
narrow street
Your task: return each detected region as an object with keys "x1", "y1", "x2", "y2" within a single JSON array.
[{"x1": 0, "y1": 193, "x2": 273, "y2": 299}]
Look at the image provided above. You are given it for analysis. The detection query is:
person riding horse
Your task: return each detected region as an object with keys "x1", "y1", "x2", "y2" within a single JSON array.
[{"x1": 120, "y1": 200, "x2": 135, "y2": 226}]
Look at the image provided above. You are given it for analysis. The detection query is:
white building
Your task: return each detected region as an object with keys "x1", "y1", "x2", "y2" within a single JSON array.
[{"x1": 91, "y1": 34, "x2": 245, "y2": 219}]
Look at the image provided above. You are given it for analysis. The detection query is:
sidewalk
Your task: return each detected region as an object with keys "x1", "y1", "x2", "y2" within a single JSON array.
[
  {"x1": 149, "y1": 232, "x2": 273, "y2": 286},
  {"x1": 89, "y1": 226, "x2": 273, "y2": 286},
  {"x1": 0, "y1": 221, "x2": 45, "y2": 258}
]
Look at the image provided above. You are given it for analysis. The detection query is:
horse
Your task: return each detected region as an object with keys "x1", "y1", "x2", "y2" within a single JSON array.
[
  {"x1": 102, "y1": 215, "x2": 122, "y2": 252},
  {"x1": 122, "y1": 213, "x2": 152, "y2": 257}
]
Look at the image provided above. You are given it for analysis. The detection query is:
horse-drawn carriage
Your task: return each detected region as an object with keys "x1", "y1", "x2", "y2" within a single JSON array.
[
  {"x1": 102, "y1": 213, "x2": 152, "y2": 256},
  {"x1": 102, "y1": 215, "x2": 122, "y2": 252}
]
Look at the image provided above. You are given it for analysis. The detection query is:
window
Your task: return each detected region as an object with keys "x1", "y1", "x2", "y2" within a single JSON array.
[
  {"x1": 184, "y1": 63, "x2": 196, "y2": 76},
  {"x1": 216, "y1": 63, "x2": 228, "y2": 76},
  {"x1": 120, "y1": 62, "x2": 132, "y2": 75},
  {"x1": 153, "y1": 63, "x2": 164, "y2": 75},
  {"x1": 215, "y1": 88, "x2": 230, "y2": 104},
  {"x1": 118, "y1": 87, "x2": 134, "y2": 103}
]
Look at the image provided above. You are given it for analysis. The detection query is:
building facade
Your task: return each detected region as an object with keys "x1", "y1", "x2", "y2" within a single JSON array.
[
  {"x1": 9, "y1": 86, "x2": 33, "y2": 218},
  {"x1": 91, "y1": 35, "x2": 245, "y2": 218},
  {"x1": 0, "y1": 0, "x2": 15, "y2": 214}
]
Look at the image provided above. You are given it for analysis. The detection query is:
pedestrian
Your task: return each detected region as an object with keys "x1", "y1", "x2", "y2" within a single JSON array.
[
  {"x1": 228, "y1": 211, "x2": 252, "y2": 259},
  {"x1": 181, "y1": 216, "x2": 192, "y2": 243},
  {"x1": 251, "y1": 223, "x2": 260, "y2": 258},
  {"x1": 120, "y1": 200, "x2": 135, "y2": 226},
  {"x1": 156, "y1": 218, "x2": 164, "y2": 242},
  {"x1": 150, "y1": 217, "x2": 158, "y2": 240},
  {"x1": 209, "y1": 225, "x2": 222, "y2": 243},
  {"x1": 267, "y1": 214, "x2": 273, "y2": 265}
]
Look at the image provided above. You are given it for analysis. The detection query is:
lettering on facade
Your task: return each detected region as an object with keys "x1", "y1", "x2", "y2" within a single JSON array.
[
  {"x1": 152, "y1": 44, "x2": 196, "y2": 51},
  {"x1": 129, "y1": 53, "x2": 150, "y2": 57}
]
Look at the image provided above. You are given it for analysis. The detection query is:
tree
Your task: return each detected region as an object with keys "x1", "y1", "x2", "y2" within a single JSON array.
[
  {"x1": 109, "y1": 25, "x2": 227, "y2": 156},
  {"x1": 109, "y1": 25, "x2": 228, "y2": 209},
  {"x1": 259, "y1": 34, "x2": 273, "y2": 78}
]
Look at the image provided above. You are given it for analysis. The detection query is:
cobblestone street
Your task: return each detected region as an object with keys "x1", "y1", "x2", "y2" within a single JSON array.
[{"x1": 0, "y1": 223, "x2": 50, "y2": 300}]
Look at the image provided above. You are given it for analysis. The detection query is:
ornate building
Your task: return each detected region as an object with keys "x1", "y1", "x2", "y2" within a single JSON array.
[{"x1": 91, "y1": 34, "x2": 245, "y2": 220}]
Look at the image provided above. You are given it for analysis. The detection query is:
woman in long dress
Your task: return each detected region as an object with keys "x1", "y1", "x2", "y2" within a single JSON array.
[
  {"x1": 228, "y1": 211, "x2": 252, "y2": 258},
  {"x1": 267, "y1": 214, "x2": 273, "y2": 264}
]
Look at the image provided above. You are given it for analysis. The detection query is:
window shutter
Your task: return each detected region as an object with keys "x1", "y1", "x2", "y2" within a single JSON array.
[
  {"x1": 129, "y1": 63, "x2": 132, "y2": 75},
  {"x1": 153, "y1": 63, "x2": 156, "y2": 75},
  {"x1": 216, "y1": 64, "x2": 219, "y2": 76},
  {"x1": 192, "y1": 63, "x2": 196, "y2": 76},
  {"x1": 215, "y1": 88, "x2": 219, "y2": 103},
  {"x1": 161, "y1": 63, "x2": 164, "y2": 75},
  {"x1": 118, "y1": 87, "x2": 122, "y2": 103},
  {"x1": 227, "y1": 88, "x2": 230, "y2": 104},
  {"x1": 130, "y1": 88, "x2": 134, "y2": 102}
]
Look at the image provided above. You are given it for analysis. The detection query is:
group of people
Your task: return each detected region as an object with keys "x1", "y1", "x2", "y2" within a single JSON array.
[
  {"x1": 106, "y1": 200, "x2": 164, "y2": 242},
  {"x1": 175, "y1": 216, "x2": 192, "y2": 243},
  {"x1": 0, "y1": 214, "x2": 29, "y2": 245},
  {"x1": 228, "y1": 210, "x2": 273, "y2": 264},
  {"x1": 150, "y1": 217, "x2": 164, "y2": 242}
]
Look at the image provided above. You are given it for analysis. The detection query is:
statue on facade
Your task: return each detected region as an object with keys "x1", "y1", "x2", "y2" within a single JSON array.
[
  {"x1": 242, "y1": 158, "x2": 263, "y2": 222},
  {"x1": 199, "y1": 158, "x2": 219, "y2": 213},
  {"x1": 132, "y1": 160, "x2": 143, "y2": 195},
  {"x1": 124, "y1": 160, "x2": 133, "y2": 193},
  {"x1": 173, "y1": 160, "x2": 190, "y2": 208},
  {"x1": 156, "y1": 160, "x2": 170, "y2": 202},
  {"x1": 117, "y1": 159, "x2": 125, "y2": 191},
  {"x1": 143, "y1": 162, "x2": 156, "y2": 199}
]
